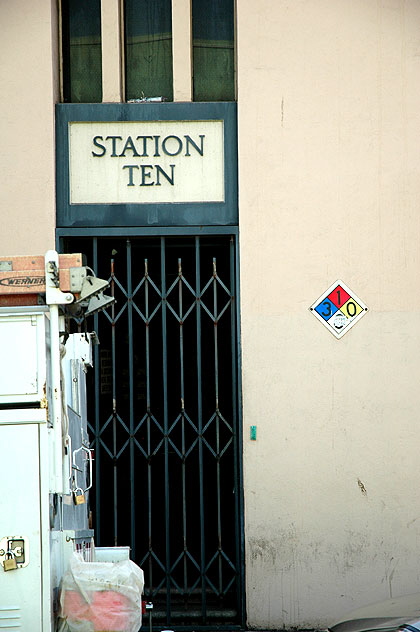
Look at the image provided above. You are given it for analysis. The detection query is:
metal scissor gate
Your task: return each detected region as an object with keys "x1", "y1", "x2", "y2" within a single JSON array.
[{"x1": 62, "y1": 234, "x2": 244, "y2": 629}]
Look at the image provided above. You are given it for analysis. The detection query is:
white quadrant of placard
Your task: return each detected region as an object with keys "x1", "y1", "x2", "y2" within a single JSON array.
[{"x1": 69, "y1": 120, "x2": 225, "y2": 204}]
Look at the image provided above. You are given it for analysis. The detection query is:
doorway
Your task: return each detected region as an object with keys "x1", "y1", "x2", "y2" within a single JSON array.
[{"x1": 62, "y1": 234, "x2": 244, "y2": 628}]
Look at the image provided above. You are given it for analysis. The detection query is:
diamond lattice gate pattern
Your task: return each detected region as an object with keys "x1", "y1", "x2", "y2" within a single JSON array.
[{"x1": 63, "y1": 235, "x2": 244, "y2": 629}]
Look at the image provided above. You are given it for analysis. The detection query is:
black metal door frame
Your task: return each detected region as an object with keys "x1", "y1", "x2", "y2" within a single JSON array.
[{"x1": 59, "y1": 229, "x2": 245, "y2": 629}]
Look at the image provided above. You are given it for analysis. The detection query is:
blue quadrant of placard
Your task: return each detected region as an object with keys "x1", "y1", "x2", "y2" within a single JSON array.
[{"x1": 314, "y1": 298, "x2": 339, "y2": 321}]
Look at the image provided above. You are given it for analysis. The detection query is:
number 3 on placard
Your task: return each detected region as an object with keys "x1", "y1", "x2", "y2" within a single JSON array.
[{"x1": 320, "y1": 301, "x2": 332, "y2": 318}]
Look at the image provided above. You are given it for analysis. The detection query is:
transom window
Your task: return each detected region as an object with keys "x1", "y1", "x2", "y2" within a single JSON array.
[
  {"x1": 61, "y1": 0, "x2": 235, "y2": 103},
  {"x1": 124, "y1": 0, "x2": 173, "y2": 102},
  {"x1": 192, "y1": 0, "x2": 235, "y2": 102},
  {"x1": 61, "y1": 0, "x2": 102, "y2": 103}
]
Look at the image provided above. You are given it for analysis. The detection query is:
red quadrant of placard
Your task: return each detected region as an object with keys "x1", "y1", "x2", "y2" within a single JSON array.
[{"x1": 327, "y1": 285, "x2": 351, "y2": 308}]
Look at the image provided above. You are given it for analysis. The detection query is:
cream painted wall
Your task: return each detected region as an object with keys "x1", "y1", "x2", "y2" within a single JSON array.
[
  {"x1": 0, "y1": 1, "x2": 57, "y2": 256},
  {"x1": 238, "y1": 0, "x2": 420, "y2": 628},
  {"x1": 2, "y1": 0, "x2": 420, "y2": 628}
]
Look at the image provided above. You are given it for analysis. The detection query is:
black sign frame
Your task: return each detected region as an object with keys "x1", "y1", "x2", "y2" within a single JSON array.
[{"x1": 56, "y1": 102, "x2": 237, "y2": 228}]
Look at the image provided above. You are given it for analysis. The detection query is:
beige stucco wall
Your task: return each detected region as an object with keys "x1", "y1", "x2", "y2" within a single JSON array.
[
  {"x1": 2, "y1": 0, "x2": 420, "y2": 629},
  {"x1": 238, "y1": 0, "x2": 420, "y2": 628},
  {"x1": 0, "y1": 0, "x2": 57, "y2": 256}
]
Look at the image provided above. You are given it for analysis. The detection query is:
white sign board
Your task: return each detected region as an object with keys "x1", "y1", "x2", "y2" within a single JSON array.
[
  {"x1": 69, "y1": 120, "x2": 224, "y2": 205},
  {"x1": 309, "y1": 280, "x2": 368, "y2": 338}
]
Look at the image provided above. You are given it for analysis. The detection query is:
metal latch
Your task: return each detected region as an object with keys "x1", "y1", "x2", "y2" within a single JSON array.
[{"x1": 0, "y1": 536, "x2": 29, "y2": 570}]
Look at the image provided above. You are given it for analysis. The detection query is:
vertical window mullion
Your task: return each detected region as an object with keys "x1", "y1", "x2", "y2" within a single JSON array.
[
  {"x1": 101, "y1": 0, "x2": 124, "y2": 102},
  {"x1": 172, "y1": 0, "x2": 192, "y2": 102}
]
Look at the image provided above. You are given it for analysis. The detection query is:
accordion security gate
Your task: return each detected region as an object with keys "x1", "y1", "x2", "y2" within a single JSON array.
[{"x1": 63, "y1": 235, "x2": 244, "y2": 628}]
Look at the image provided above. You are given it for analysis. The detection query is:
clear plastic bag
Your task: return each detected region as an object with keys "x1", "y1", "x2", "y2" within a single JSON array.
[{"x1": 59, "y1": 552, "x2": 144, "y2": 632}]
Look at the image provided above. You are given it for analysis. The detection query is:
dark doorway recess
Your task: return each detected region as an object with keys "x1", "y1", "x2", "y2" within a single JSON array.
[{"x1": 62, "y1": 235, "x2": 244, "y2": 629}]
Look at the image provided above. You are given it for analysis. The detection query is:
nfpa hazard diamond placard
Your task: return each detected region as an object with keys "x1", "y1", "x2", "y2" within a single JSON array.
[{"x1": 309, "y1": 280, "x2": 368, "y2": 338}]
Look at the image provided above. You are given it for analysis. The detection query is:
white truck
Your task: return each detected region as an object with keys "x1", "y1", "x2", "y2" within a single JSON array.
[{"x1": 0, "y1": 251, "x2": 143, "y2": 632}]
